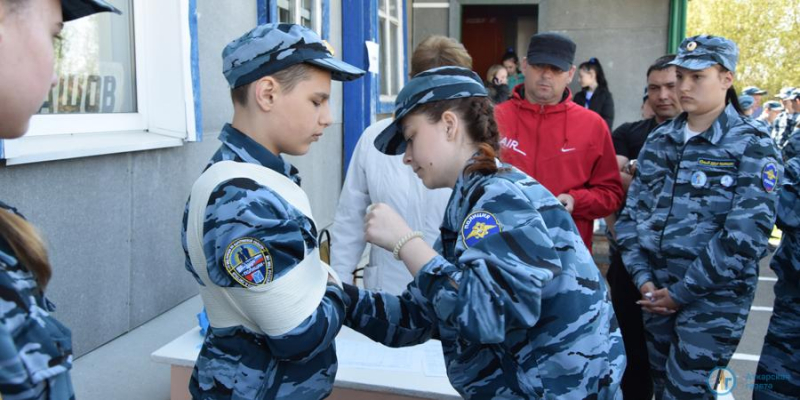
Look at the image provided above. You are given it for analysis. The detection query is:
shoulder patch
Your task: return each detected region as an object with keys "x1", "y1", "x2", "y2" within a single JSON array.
[
  {"x1": 462, "y1": 211, "x2": 502, "y2": 248},
  {"x1": 762, "y1": 162, "x2": 779, "y2": 192},
  {"x1": 224, "y1": 237, "x2": 274, "y2": 288}
]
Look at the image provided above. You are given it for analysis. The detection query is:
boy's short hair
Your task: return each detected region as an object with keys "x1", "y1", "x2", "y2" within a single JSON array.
[
  {"x1": 230, "y1": 63, "x2": 317, "y2": 106},
  {"x1": 410, "y1": 35, "x2": 472, "y2": 77}
]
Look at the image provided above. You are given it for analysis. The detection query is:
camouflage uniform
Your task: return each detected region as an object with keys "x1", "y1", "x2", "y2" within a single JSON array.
[
  {"x1": 343, "y1": 164, "x2": 625, "y2": 399},
  {"x1": 0, "y1": 3, "x2": 119, "y2": 399},
  {"x1": 0, "y1": 203, "x2": 75, "y2": 400},
  {"x1": 181, "y1": 125, "x2": 347, "y2": 399},
  {"x1": 754, "y1": 156, "x2": 800, "y2": 399},
  {"x1": 181, "y1": 23, "x2": 363, "y2": 400},
  {"x1": 616, "y1": 35, "x2": 782, "y2": 400},
  {"x1": 358, "y1": 66, "x2": 625, "y2": 400},
  {"x1": 771, "y1": 88, "x2": 797, "y2": 148}
]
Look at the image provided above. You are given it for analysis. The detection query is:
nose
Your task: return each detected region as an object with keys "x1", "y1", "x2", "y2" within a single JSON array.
[
  {"x1": 402, "y1": 148, "x2": 412, "y2": 165},
  {"x1": 50, "y1": 72, "x2": 58, "y2": 89},
  {"x1": 319, "y1": 102, "x2": 332, "y2": 127}
]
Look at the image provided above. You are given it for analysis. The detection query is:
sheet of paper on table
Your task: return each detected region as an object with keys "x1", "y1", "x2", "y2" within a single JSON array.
[{"x1": 336, "y1": 338, "x2": 449, "y2": 378}]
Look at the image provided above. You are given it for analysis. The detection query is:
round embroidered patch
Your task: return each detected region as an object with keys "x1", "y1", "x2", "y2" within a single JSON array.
[
  {"x1": 762, "y1": 162, "x2": 778, "y2": 192},
  {"x1": 224, "y1": 237, "x2": 273, "y2": 288},
  {"x1": 461, "y1": 211, "x2": 501, "y2": 248},
  {"x1": 720, "y1": 175, "x2": 734, "y2": 188}
]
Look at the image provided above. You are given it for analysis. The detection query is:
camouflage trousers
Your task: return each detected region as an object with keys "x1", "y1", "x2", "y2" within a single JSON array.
[
  {"x1": 643, "y1": 291, "x2": 753, "y2": 400},
  {"x1": 754, "y1": 296, "x2": 800, "y2": 400}
]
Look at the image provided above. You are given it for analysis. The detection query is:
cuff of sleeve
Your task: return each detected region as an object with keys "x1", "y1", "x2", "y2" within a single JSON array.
[
  {"x1": 631, "y1": 269, "x2": 653, "y2": 290},
  {"x1": 414, "y1": 255, "x2": 457, "y2": 298},
  {"x1": 668, "y1": 281, "x2": 699, "y2": 306},
  {"x1": 341, "y1": 283, "x2": 360, "y2": 320}
]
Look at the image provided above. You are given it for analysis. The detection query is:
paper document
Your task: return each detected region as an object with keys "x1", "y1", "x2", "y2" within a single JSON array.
[{"x1": 336, "y1": 338, "x2": 416, "y2": 372}]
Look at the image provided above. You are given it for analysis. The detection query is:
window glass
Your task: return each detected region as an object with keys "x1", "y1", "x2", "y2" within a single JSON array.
[{"x1": 39, "y1": 0, "x2": 136, "y2": 115}]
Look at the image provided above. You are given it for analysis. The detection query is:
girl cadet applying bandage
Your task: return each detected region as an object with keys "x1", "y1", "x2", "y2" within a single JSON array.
[
  {"x1": 616, "y1": 35, "x2": 782, "y2": 400},
  {"x1": 339, "y1": 66, "x2": 625, "y2": 400},
  {"x1": 0, "y1": 0, "x2": 120, "y2": 398},
  {"x1": 181, "y1": 24, "x2": 364, "y2": 399}
]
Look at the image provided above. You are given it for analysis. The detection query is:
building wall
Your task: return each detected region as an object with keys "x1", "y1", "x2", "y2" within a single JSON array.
[
  {"x1": 539, "y1": 0, "x2": 670, "y2": 129},
  {"x1": 0, "y1": 0, "x2": 344, "y2": 357},
  {"x1": 411, "y1": 0, "x2": 669, "y2": 129}
]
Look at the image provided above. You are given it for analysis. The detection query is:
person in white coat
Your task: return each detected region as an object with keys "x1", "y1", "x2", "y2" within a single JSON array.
[{"x1": 330, "y1": 36, "x2": 473, "y2": 294}]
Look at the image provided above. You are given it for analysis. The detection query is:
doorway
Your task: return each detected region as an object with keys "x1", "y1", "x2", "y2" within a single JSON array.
[{"x1": 461, "y1": 5, "x2": 538, "y2": 83}]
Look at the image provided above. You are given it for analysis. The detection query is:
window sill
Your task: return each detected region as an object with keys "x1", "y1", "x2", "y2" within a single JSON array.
[{"x1": 2, "y1": 131, "x2": 184, "y2": 166}]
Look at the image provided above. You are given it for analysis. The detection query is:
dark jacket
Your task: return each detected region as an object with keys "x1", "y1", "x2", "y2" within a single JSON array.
[{"x1": 574, "y1": 86, "x2": 615, "y2": 130}]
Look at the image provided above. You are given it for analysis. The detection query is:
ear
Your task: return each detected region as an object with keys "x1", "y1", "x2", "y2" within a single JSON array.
[
  {"x1": 441, "y1": 110, "x2": 459, "y2": 142},
  {"x1": 719, "y1": 70, "x2": 734, "y2": 90},
  {"x1": 566, "y1": 65, "x2": 577, "y2": 83},
  {"x1": 253, "y1": 77, "x2": 279, "y2": 112}
]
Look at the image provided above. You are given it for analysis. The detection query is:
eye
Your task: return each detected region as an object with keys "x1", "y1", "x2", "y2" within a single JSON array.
[{"x1": 311, "y1": 99, "x2": 321, "y2": 107}]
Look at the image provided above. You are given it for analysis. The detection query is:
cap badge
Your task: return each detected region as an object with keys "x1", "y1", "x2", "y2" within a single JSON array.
[
  {"x1": 686, "y1": 41, "x2": 698, "y2": 51},
  {"x1": 322, "y1": 40, "x2": 335, "y2": 56}
]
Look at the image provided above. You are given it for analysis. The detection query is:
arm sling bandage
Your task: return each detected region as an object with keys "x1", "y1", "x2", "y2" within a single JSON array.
[{"x1": 186, "y1": 160, "x2": 342, "y2": 336}]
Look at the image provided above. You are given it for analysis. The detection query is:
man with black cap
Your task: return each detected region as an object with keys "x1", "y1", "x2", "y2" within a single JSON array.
[{"x1": 495, "y1": 32, "x2": 623, "y2": 252}]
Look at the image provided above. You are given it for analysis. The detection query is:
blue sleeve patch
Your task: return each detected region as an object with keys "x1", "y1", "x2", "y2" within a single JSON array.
[
  {"x1": 762, "y1": 162, "x2": 778, "y2": 192},
  {"x1": 224, "y1": 237, "x2": 274, "y2": 288},
  {"x1": 461, "y1": 211, "x2": 502, "y2": 248}
]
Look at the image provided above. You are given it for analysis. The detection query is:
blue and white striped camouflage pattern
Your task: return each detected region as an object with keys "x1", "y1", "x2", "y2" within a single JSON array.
[
  {"x1": 0, "y1": 203, "x2": 75, "y2": 400},
  {"x1": 754, "y1": 155, "x2": 800, "y2": 399},
  {"x1": 180, "y1": 124, "x2": 347, "y2": 399},
  {"x1": 342, "y1": 162, "x2": 625, "y2": 399},
  {"x1": 616, "y1": 103, "x2": 782, "y2": 399}
]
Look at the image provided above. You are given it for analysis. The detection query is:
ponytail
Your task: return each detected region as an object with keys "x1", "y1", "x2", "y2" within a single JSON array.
[
  {"x1": 0, "y1": 210, "x2": 52, "y2": 291},
  {"x1": 727, "y1": 87, "x2": 744, "y2": 115}
]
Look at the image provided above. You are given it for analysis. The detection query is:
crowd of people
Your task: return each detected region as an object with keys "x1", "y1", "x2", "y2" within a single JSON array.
[{"x1": 1, "y1": 1, "x2": 798, "y2": 399}]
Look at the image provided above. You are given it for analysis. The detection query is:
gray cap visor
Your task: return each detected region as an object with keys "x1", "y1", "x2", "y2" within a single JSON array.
[
  {"x1": 62, "y1": 0, "x2": 121, "y2": 22},
  {"x1": 306, "y1": 57, "x2": 366, "y2": 82}
]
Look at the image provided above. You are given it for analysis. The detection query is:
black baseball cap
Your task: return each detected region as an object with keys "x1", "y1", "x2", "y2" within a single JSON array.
[{"x1": 526, "y1": 32, "x2": 576, "y2": 71}]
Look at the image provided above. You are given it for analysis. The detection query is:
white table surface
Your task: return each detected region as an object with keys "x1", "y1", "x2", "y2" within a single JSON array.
[{"x1": 151, "y1": 326, "x2": 460, "y2": 399}]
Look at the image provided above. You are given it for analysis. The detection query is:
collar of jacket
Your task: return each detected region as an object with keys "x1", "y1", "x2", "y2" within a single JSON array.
[
  {"x1": 665, "y1": 103, "x2": 742, "y2": 145},
  {"x1": 218, "y1": 123, "x2": 300, "y2": 182},
  {"x1": 440, "y1": 158, "x2": 504, "y2": 234},
  {"x1": 509, "y1": 85, "x2": 573, "y2": 114}
]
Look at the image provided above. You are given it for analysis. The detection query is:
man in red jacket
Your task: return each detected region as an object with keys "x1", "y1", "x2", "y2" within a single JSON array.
[{"x1": 495, "y1": 32, "x2": 623, "y2": 250}]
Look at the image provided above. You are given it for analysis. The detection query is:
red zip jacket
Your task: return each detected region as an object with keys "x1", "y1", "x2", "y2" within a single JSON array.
[{"x1": 495, "y1": 86, "x2": 623, "y2": 250}]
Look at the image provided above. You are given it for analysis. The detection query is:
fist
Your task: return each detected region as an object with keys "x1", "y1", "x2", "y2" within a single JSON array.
[{"x1": 364, "y1": 203, "x2": 412, "y2": 251}]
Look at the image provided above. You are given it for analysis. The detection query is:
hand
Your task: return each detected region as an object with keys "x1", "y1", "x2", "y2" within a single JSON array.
[
  {"x1": 637, "y1": 282, "x2": 677, "y2": 315},
  {"x1": 557, "y1": 193, "x2": 575, "y2": 213},
  {"x1": 364, "y1": 203, "x2": 412, "y2": 252}
]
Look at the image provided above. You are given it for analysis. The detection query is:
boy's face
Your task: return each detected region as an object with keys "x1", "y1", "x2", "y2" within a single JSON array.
[{"x1": 270, "y1": 67, "x2": 333, "y2": 155}]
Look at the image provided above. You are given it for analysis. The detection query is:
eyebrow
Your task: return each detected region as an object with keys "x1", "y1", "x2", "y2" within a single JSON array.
[{"x1": 314, "y1": 92, "x2": 330, "y2": 101}]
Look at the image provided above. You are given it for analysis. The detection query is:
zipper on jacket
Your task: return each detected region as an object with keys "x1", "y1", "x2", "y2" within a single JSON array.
[
  {"x1": 533, "y1": 105, "x2": 545, "y2": 177},
  {"x1": 658, "y1": 139, "x2": 690, "y2": 253}
]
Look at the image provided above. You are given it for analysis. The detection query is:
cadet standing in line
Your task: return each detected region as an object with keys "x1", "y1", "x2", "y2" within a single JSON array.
[
  {"x1": 343, "y1": 66, "x2": 625, "y2": 399},
  {"x1": 771, "y1": 86, "x2": 796, "y2": 146},
  {"x1": 616, "y1": 35, "x2": 782, "y2": 399},
  {"x1": 753, "y1": 136, "x2": 800, "y2": 399},
  {"x1": 180, "y1": 24, "x2": 364, "y2": 399},
  {"x1": 0, "y1": 0, "x2": 120, "y2": 399}
]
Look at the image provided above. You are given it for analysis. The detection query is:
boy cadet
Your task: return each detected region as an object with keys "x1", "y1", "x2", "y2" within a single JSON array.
[{"x1": 181, "y1": 24, "x2": 364, "y2": 399}]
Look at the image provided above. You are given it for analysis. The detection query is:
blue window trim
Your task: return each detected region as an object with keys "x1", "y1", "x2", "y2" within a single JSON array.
[
  {"x1": 342, "y1": 0, "x2": 406, "y2": 173},
  {"x1": 189, "y1": 0, "x2": 203, "y2": 141}
]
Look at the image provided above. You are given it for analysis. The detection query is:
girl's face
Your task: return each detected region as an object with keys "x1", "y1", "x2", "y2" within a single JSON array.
[
  {"x1": 0, "y1": 0, "x2": 63, "y2": 139},
  {"x1": 401, "y1": 112, "x2": 459, "y2": 189},
  {"x1": 675, "y1": 65, "x2": 732, "y2": 116},
  {"x1": 493, "y1": 68, "x2": 508, "y2": 85},
  {"x1": 578, "y1": 67, "x2": 596, "y2": 88}
]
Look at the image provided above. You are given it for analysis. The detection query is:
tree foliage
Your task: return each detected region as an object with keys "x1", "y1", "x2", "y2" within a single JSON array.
[{"x1": 687, "y1": 0, "x2": 800, "y2": 96}]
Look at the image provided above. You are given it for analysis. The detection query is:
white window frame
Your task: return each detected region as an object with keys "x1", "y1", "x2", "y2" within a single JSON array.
[
  {"x1": 277, "y1": 0, "x2": 322, "y2": 34},
  {"x1": 2, "y1": 0, "x2": 199, "y2": 166},
  {"x1": 378, "y1": 0, "x2": 404, "y2": 104}
]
